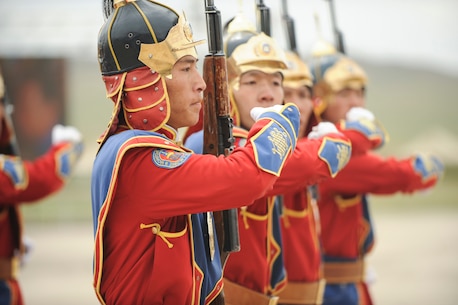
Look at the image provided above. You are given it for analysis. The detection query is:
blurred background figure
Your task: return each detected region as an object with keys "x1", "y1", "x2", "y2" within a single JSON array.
[
  {"x1": 0, "y1": 59, "x2": 65, "y2": 161},
  {"x1": 309, "y1": 47, "x2": 444, "y2": 305},
  {"x1": 0, "y1": 0, "x2": 457, "y2": 304},
  {"x1": 0, "y1": 68, "x2": 83, "y2": 305}
]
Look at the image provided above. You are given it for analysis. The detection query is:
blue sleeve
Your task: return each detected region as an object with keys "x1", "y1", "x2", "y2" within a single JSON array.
[{"x1": 184, "y1": 130, "x2": 204, "y2": 154}]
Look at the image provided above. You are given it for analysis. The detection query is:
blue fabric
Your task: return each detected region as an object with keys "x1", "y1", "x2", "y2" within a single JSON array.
[
  {"x1": 91, "y1": 129, "x2": 222, "y2": 304},
  {"x1": 413, "y1": 154, "x2": 444, "y2": 180},
  {"x1": 318, "y1": 138, "x2": 352, "y2": 177},
  {"x1": 344, "y1": 120, "x2": 386, "y2": 146},
  {"x1": 0, "y1": 281, "x2": 12, "y2": 305},
  {"x1": 270, "y1": 198, "x2": 287, "y2": 290},
  {"x1": 91, "y1": 130, "x2": 170, "y2": 233},
  {"x1": 191, "y1": 213, "x2": 223, "y2": 305},
  {"x1": 361, "y1": 195, "x2": 374, "y2": 254},
  {"x1": 57, "y1": 142, "x2": 84, "y2": 177},
  {"x1": 0, "y1": 156, "x2": 24, "y2": 186},
  {"x1": 185, "y1": 130, "x2": 204, "y2": 154}
]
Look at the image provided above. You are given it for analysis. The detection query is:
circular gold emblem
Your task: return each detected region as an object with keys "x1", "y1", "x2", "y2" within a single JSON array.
[{"x1": 255, "y1": 42, "x2": 273, "y2": 57}]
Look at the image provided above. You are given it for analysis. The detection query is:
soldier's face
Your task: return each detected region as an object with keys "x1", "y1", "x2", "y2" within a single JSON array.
[
  {"x1": 284, "y1": 85, "x2": 313, "y2": 138},
  {"x1": 166, "y1": 56, "x2": 206, "y2": 129},
  {"x1": 322, "y1": 87, "x2": 365, "y2": 124},
  {"x1": 233, "y1": 70, "x2": 284, "y2": 129}
]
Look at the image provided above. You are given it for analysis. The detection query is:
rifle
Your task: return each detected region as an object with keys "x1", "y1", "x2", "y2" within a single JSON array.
[
  {"x1": 281, "y1": 0, "x2": 297, "y2": 53},
  {"x1": 326, "y1": 0, "x2": 345, "y2": 53},
  {"x1": 255, "y1": 0, "x2": 271, "y2": 36},
  {"x1": 0, "y1": 73, "x2": 20, "y2": 156},
  {"x1": 203, "y1": 1, "x2": 239, "y2": 303},
  {"x1": 279, "y1": 0, "x2": 324, "y2": 232}
]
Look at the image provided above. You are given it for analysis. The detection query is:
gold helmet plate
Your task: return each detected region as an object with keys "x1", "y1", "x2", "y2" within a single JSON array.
[{"x1": 138, "y1": 13, "x2": 205, "y2": 78}]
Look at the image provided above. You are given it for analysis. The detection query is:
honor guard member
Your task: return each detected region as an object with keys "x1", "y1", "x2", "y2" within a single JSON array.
[
  {"x1": 276, "y1": 51, "x2": 325, "y2": 305},
  {"x1": 277, "y1": 49, "x2": 390, "y2": 305},
  {"x1": 308, "y1": 44, "x2": 444, "y2": 305},
  {"x1": 0, "y1": 69, "x2": 83, "y2": 305},
  {"x1": 91, "y1": 1, "x2": 301, "y2": 304},
  {"x1": 185, "y1": 17, "x2": 351, "y2": 305}
]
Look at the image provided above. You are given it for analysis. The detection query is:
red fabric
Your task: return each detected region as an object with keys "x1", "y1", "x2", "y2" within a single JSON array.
[
  {"x1": 338, "y1": 128, "x2": 377, "y2": 156},
  {"x1": 271, "y1": 134, "x2": 351, "y2": 195},
  {"x1": 357, "y1": 282, "x2": 374, "y2": 305},
  {"x1": 96, "y1": 124, "x2": 290, "y2": 304},
  {"x1": 318, "y1": 151, "x2": 439, "y2": 259},
  {"x1": 281, "y1": 190, "x2": 322, "y2": 282},
  {"x1": 0, "y1": 144, "x2": 68, "y2": 204},
  {"x1": 0, "y1": 279, "x2": 24, "y2": 305},
  {"x1": 277, "y1": 122, "x2": 379, "y2": 285},
  {"x1": 224, "y1": 132, "x2": 350, "y2": 295},
  {"x1": 224, "y1": 197, "x2": 285, "y2": 295},
  {"x1": 0, "y1": 143, "x2": 71, "y2": 305}
]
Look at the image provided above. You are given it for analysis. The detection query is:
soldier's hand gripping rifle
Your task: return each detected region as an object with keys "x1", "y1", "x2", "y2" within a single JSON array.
[
  {"x1": 203, "y1": 0, "x2": 239, "y2": 275},
  {"x1": 326, "y1": 0, "x2": 345, "y2": 54}
]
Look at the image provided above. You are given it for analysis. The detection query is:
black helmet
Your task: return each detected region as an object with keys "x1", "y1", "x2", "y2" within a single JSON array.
[
  {"x1": 98, "y1": 0, "x2": 204, "y2": 77},
  {"x1": 96, "y1": 0, "x2": 204, "y2": 146}
]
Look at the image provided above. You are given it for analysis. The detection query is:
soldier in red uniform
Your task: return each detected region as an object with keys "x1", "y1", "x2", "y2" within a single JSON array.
[
  {"x1": 276, "y1": 51, "x2": 325, "y2": 305},
  {"x1": 0, "y1": 70, "x2": 83, "y2": 305},
  {"x1": 185, "y1": 17, "x2": 352, "y2": 304},
  {"x1": 308, "y1": 46, "x2": 444, "y2": 305},
  {"x1": 277, "y1": 50, "x2": 389, "y2": 305},
  {"x1": 91, "y1": 1, "x2": 301, "y2": 305}
]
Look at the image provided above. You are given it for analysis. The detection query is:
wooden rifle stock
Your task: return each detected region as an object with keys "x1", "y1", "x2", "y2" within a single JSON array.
[
  {"x1": 202, "y1": 54, "x2": 239, "y2": 261},
  {"x1": 203, "y1": 1, "x2": 239, "y2": 304}
]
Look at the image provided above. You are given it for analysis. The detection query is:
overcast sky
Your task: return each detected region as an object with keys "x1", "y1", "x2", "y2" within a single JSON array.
[
  {"x1": 179, "y1": 0, "x2": 458, "y2": 77},
  {"x1": 0, "y1": 0, "x2": 457, "y2": 77}
]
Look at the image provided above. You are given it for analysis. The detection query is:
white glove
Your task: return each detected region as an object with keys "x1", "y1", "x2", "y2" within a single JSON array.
[
  {"x1": 20, "y1": 236, "x2": 34, "y2": 267},
  {"x1": 250, "y1": 105, "x2": 284, "y2": 121},
  {"x1": 307, "y1": 122, "x2": 339, "y2": 139},
  {"x1": 346, "y1": 107, "x2": 375, "y2": 122},
  {"x1": 52, "y1": 124, "x2": 83, "y2": 145}
]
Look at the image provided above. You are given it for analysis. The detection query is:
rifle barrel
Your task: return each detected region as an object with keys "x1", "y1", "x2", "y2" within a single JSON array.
[
  {"x1": 281, "y1": 0, "x2": 297, "y2": 53},
  {"x1": 326, "y1": 0, "x2": 345, "y2": 53},
  {"x1": 205, "y1": 1, "x2": 224, "y2": 54},
  {"x1": 256, "y1": 0, "x2": 271, "y2": 36}
]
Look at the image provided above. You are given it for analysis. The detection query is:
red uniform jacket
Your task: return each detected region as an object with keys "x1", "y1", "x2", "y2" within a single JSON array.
[
  {"x1": 219, "y1": 127, "x2": 352, "y2": 296},
  {"x1": 319, "y1": 151, "x2": 440, "y2": 259},
  {"x1": 0, "y1": 142, "x2": 82, "y2": 305},
  {"x1": 280, "y1": 120, "x2": 387, "y2": 284},
  {"x1": 91, "y1": 108, "x2": 299, "y2": 305},
  {"x1": 318, "y1": 151, "x2": 442, "y2": 305}
]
